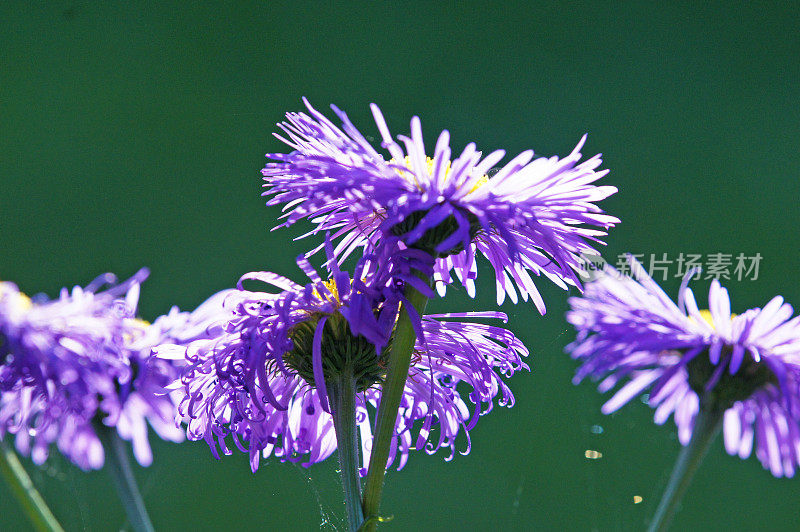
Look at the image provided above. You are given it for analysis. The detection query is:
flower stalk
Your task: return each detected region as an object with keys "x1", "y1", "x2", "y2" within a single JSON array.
[
  {"x1": 328, "y1": 369, "x2": 365, "y2": 531},
  {"x1": 648, "y1": 402, "x2": 724, "y2": 532},
  {"x1": 96, "y1": 425, "x2": 155, "y2": 532},
  {"x1": 0, "y1": 440, "x2": 64, "y2": 532},
  {"x1": 361, "y1": 275, "x2": 430, "y2": 530}
]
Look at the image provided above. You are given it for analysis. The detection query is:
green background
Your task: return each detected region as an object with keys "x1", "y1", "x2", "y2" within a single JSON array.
[{"x1": 2, "y1": 2, "x2": 799, "y2": 530}]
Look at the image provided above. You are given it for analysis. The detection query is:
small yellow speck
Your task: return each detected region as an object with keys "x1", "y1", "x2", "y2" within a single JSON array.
[
  {"x1": 469, "y1": 174, "x2": 489, "y2": 193},
  {"x1": 633, "y1": 495, "x2": 643, "y2": 504},
  {"x1": 0, "y1": 283, "x2": 33, "y2": 310},
  {"x1": 584, "y1": 449, "x2": 603, "y2": 459},
  {"x1": 123, "y1": 318, "x2": 151, "y2": 344}
]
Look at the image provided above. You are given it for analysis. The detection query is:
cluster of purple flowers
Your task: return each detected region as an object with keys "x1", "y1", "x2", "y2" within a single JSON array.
[
  {"x1": 3, "y1": 96, "x2": 800, "y2": 532},
  {"x1": 4, "y1": 99, "x2": 798, "y2": 503},
  {"x1": 142, "y1": 99, "x2": 618, "y2": 475},
  {"x1": 0, "y1": 100, "x2": 620, "y2": 481}
]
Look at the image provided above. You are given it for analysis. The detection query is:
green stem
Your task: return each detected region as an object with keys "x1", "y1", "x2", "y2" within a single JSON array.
[
  {"x1": 361, "y1": 275, "x2": 430, "y2": 531},
  {"x1": 0, "y1": 440, "x2": 64, "y2": 532},
  {"x1": 329, "y1": 370, "x2": 365, "y2": 532},
  {"x1": 648, "y1": 404, "x2": 724, "y2": 532},
  {"x1": 96, "y1": 425, "x2": 155, "y2": 532}
]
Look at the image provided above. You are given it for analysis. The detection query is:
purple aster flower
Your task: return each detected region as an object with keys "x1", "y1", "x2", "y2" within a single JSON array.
[
  {"x1": 0, "y1": 272, "x2": 222, "y2": 470},
  {"x1": 155, "y1": 255, "x2": 528, "y2": 473},
  {"x1": 566, "y1": 257, "x2": 800, "y2": 477},
  {"x1": 262, "y1": 99, "x2": 618, "y2": 309}
]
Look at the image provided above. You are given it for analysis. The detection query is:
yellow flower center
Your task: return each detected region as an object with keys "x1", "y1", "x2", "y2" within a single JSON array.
[
  {"x1": 391, "y1": 156, "x2": 488, "y2": 194},
  {"x1": 696, "y1": 310, "x2": 736, "y2": 330},
  {"x1": 310, "y1": 278, "x2": 343, "y2": 306},
  {"x1": 698, "y1": 309, "x2": 714, "y2": 328}
]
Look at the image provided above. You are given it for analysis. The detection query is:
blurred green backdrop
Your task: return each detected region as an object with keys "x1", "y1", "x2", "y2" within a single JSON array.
[{"x1": 2, "y1": 2, "x2": 799, "y2": 530}]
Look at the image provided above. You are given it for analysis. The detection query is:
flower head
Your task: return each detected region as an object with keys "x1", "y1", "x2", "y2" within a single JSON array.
[
  {"x1": 0, "y1": 271, "x2": 219, "y2": 470},
  {"x1": 156, "y1": 255, "x2": 528, "y2": 473},
  {"x1": 566, "y1": 257, "x2": 800, "y2": 477},
  {"x1": 262, "y1": 99, "x2": 618, "y2": 310}
]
